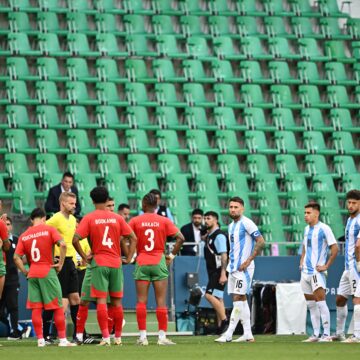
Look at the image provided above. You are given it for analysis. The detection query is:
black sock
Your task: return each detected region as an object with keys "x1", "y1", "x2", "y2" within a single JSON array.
[
  {"x1": 70, "y1": 305, "x2": 79, "y2": 338},
  {"x1": 42, "y1": 310, "x2": 54, "y2": 338}
]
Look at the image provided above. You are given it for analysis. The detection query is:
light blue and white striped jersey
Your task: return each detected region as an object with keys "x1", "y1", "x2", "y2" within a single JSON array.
[
  {"x1": 226, "y1": 216, "x2": 261, "y2": 273},
  {"x1": 302, "y1": 222, "x2": 337, "y2": 275},
  {"x1": 344, "y1": 213, "x2": 360, "y2": 271}
]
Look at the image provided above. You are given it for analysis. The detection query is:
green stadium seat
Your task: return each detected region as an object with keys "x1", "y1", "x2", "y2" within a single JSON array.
[
  {"x1": 36, "y1": 105, "x2": 67, "y2": 129},
  {"x1": 271, "y1": 108, "x2": 303, "y2": 131},
  {"x1": 183, "y1": 83, "x2": 215, "y2": 107},
  {"x1": 234, "y1": 0, "x2": 266, "y2": 16},
  {"x1": 303, "y1": 131, "x2": 336, "y2": 155},
  {"x1": 66, "y1": 153, "x2": 93, "y2": 176},
  {"x1": 261, "y1": 0, "x2": 294, "y2": 16},
  {"x1": 127, "y1": 154, "x2": 155, "y2": 178},
  {"x1": 245, "y1": 130, "x2": 277, "y2": 155},
  {"x1": 95, "y1": 59, "x2": 126, "y2": 83},
  {"x1": 331, "y1": 131, "x2": 360, "y2": 156},
  {"x1": 268, "y1": 61, "x2": 300, "y2": 85},
  {"x1": 68, "y1": 33, "x2": 99, "y2": 57},
  {"x1": 8, "y1": 12, "x2": 36, "y2": 34},
  {"x1": 6, "y1": 80, "x2": 38, "y2": 105},
  {"x1": 126, "y1": 83, "x2": 156, "y2": 107},
  {"x1": 96, "y1": 33, "x2": 127, "y2": 57},
  {"x1": 92, "y1": 0, "x2": 123, "y2": 13},
  {"x1": 156, "y1": 129, "x2": 188, "y2": 155},
  {"x1": 153, "y1": 0, "x2": 181, "y2": 15},
  {"x1": 330, "y1": 108, "x2": 359, "y2": 132},
  {"x1": 325, "y1": 40, "x2": 354, "y2": 63},
  {"x1": 97, "y1": 82, "x2": 126, "y2": 106},
  {"x1": 247, "y1": 154, "x2": 271, "y2": 178},
  {"x1": 187, "y1": 154, "x2": 213, "y2": 178},
  {"x1": 155, "y1": 83, "x2": 185, "y2": 107},
  {"x1": 96, "y1": 129, "x2": 129, "y2": 154},
  {"x1": 342, "y1": 174, "x2": 360, "y2": 193},
  {"x1": 268, "y1": 37, "x2": 301, "y2": 60},
  {"x1": 126, "y1": 129, "x2": 159, "y2": 154},
  {"x1": 66, "y1": 58, "x2": 97, "y2": 83},
  {"x1": 275, "y1": 154, "x2": 301, "y2": 178},
  {"x1": 7, "y1": 57, "x2": 38, "y2": 81},
  {"x1": 213, "y1": 36, "x2": 245, "y2": 60},
  {"x1": 36, "y1": 153, "x2": 61, "y2": 179},
  {"x1": 214, "y1": 107, "x2": 246, "y2": 131},
  {"x1": 67, "y1": 0, "x2": 97, "y2": 13},
  {"x1": 244, "y1": 107, "x2": 274, "y2": 131},
  {"x1": 210, "y1": 59, "x2": 239, "y2": 83},
  {"x1": 6, "y1": 105, "x2": 38, "y2": 129},
  {"x1": 156, "y1": 35, "x2": 186, "y2": 58},
  {"x1": 225, "y1": 173, "x2": 254, "y2": 206},
  {"x1": 209, "y1": 16, "x2": 235, "y2": 37},
  {"x1": 240, "y1": 60, "x2": 272, "y2": 84},
  {"x1": 300, "y1": 108, "x2": 332, "y2": 132},
  {"x1": 254, "y1": 173, "x2": 280, "y2": 195},
  {"x1": 274, "y1": 130, "x2": 307, "y2": 155},
  {"x1": 76, "y1": 173, "x2": 99, "y2": 214},
  {"x1": 347, "y1": 18, "x2": 360, "y2": 40},
  {"x1": 317, "y1": 0, "x2": 349, "y2": 18},
  {"x1": 104, "y1": 174, "x2": 130, "y2": 205},
  {"x1": 38, "y1": 12, "x2": 65, "y2": 35},
  {"x1": 207, "y1": 0, "x2": 237, "y2": 15},
  {"x1": 186, "y1": 36, "x2": 212, "y2": 59},
  {"x1": 9, "y1": 0, "x2": 38, "y2": 12},
  {"x1": 134, "y1": 173, "x2": 159, "y2": 196},
  {"x1": 327, "y1": 85, "x2": 359, "y2": 109},
  {"x1": 186, "y1": 129, "x2": 219, "y2": 155},
  {"x1": 125, "y1": 106, "x2": 155, "y2": 130},
  {"x1": 180, "y1": 15, "x2": 207, "y2": 37},
  {"x1": 36, "y1": 129, "x2": 68, "y2": 155},
  {"x1": 241, "y1": 36, "x2": 272, "y2": 60},
  {"x1": 288, "y1": 0, "x2": 321, "y2": 17},
  {"x1": 97, "y1": 154, "x2": 122, "y2": 178},
  {"x1": 298, "y1": 38, "x2": 329, "y2": 62},
  {"x1": 95, "y1": 13, "x2": 122, "y2": 35},
  {"x1": 195, "y1": 174, "x2": 222, "y2": 212},
  {"x1": 297, "y1": 61, "x2": 329, "y2": 85},
  {"x1": 182, "y1": 60, "x2": 213, "y2": 83},
  {"x1": 37, "y1": 57, "x2": 67, "y2": 82},
  {"x1": 183, "y1": 107, "x2": 214, "y2": 130},
  {"x1": 305, "y1": 154, "x2": 333, "y2": 177},
  {"x1": 36, "y1": 81, "x2": 68, "y2": 105},
  {"x1": 217, "y1": 154, "x2": 241, "y2": 179},
  {"x1": 5, "y1": 129, "x2": 37, "y2": 154},
  {"x1": 215, "y1": 129, "x2": 248, "y2": 155},
  {"x1": 67, "y1": 129, "x2": 99, "y2": 155},
  {"x1": 178, "y1": 0, "x2": 208, "y2": 15},
  {"x1": 319, "y1": 18, "x2": 351, "y2": 40},
  {"x1": 125, "y1": 59, "x2": 154, "y2": 83},
  {"x1": 165, "y1": 173, "x2": 192, "y2": 195},
  {"x1": 291, "y1": 17, "x2": 322, "y2": 39},
  {"x1": 213, "y1": 83, "x2": 244, "y2": 108},
  {"x1": 153, "y1": 59, "x2": 185, "y2": 83},
  {"x1": 236, "y1": 16, "x2": 264, "y2": 38},
  {"x1": 67, "y1": 12, "x2": 96, "y2": 35},
  {"x1": 270, "y1": 84, "x2": 301, "y2": 109},
  {"x1": 38, "y1": 33, "x2": 69, "y2": 57},
  {"x1": 5, "y1": 153, "x2": 35, "y2": 177},
  {"x1": 66, "y1": 106, "x2": 99, "y2": 129},
  {"x1": 241, "y1": 84, "x2": 272, "y2": 108},
  {"x1": 152, "y1": 15, "x2": 181, "y2": 37},
  {"x1": 157, "y1": 154, "x2": 183, "y2": 177},
  {"x1": 155, "y1": 106, "x2": 187, "y2": 130},
  {"x1": 264, "y1": 17, "x2": 295, "y2": 38},
  {"x1": 39, "y1": 0, "x2": 67, "y2": 12},
  {"x1": 299, "y1": 85, "x2": 330, "y2": 108},
  {"x1": 96, "y1": 105, "x2": 127, "y2": 130}
]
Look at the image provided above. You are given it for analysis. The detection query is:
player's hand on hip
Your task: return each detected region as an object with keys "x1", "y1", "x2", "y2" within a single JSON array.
[
  {"x1": 316, "y1": 264, "x2": 328, "y2": 272},
  {"x1": 219, "y1": 274, "x2": 227, "y2": 285},
  {"x1": 52, "y1": 263, "x2": 63, "y2": 273},
  {"x1": 239, "y1": 259, "x2": 251, "y2": 271},
  {"x1": 86, "y1": 253, "x2": 93, "y2": 264},
  {"x1": 165, "y1": 255, "x2": 173, "y2": 266}
]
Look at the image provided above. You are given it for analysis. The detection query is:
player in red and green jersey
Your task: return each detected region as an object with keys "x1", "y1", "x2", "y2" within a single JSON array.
[
  {"x1": 0, "y1": 216, "x2": 9, "y2": 301},
  {"x1": 128, "y1": 193, "x2": 185, "y2": 346},
  {"x1": 73, "y1": 186, "x2": 137, "y2": 346},
  {"x1": 13, "y1": 208, "x2": 75, "y2": 347}
]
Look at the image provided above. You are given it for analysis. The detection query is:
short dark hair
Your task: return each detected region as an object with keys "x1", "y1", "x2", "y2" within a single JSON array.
[
  {"x1": 30, "y1": 208, "x2": 46, "y2": 220},
  {"x1": 204, "y1": 211, "x2": 219, "y2": 220},
  {"x1": 6, "y1": 216, "x2": 12, "y2": 225},
  {"x1": 118, "y1": 203, "x2": 130, "y2": 211},
  {"x1": 107, "y1": 196, "x2": 114, "y2": 201},
  {"x1": 149, "y1": 189, "x2": 161, "y2": 198},
  {"x1": 143, "y1": 193, "x2": 158, "y2": 208},
  {"x1": 229, "y1": 197, "x2": 244, "y2": 206},
  {"x1": 62, "y1": 172, "x2": 74, "y2": 180},
  {"x1": 305, "y1": 202, "x2": 321, "y2": 212},
  {"x1": 90, "y1": 186, "x2": 109, "y2": 204},
  {"x1": 346, "y1": 190, "x2": 360, "y2": 201},
  {"x1": 192, "y1": 208, "x2": 204, "y2": 217}
]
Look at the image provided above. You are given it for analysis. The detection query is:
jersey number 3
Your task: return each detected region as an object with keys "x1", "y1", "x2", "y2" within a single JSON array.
[
  {"x1": 144, "y1": 229, "x2": 155, "y2": 252},
  {"x1": 102, "y1": 226, "x2": 113, "y2": 249}
]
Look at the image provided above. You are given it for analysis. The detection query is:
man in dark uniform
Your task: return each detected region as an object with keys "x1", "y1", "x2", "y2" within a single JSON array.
[
  {"x1": 203, "y1": 211, "x2": 228, "y2": 334},
  {"x1": 180, "y1": 209, "x2": 205, "y2": 256},
  {"x1": 149, "y1": 189, "x2": 174, "y2": 222}
]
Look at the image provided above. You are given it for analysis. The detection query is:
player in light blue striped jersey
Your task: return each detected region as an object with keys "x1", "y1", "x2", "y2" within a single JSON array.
[{"x1": 300, "y1": 202, "x2": 338, "y2": 343}]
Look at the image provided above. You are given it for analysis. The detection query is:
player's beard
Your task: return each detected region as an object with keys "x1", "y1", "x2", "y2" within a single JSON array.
[{"x1": 229, "y1": 213, "x2": 240, "y2": 221}]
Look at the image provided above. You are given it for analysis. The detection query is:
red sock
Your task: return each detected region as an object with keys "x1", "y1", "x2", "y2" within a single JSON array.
[
  {"x1": 97, "y1": 303, "x2": 109, "y2": 338},
  {"x1": 54, "y1": 308, "x2": 66, "y2": 339},
  {"x1": 136, "y1": 303, "x2": 147, "y2": 331},
  {"x1": 156, "y1": 307, "x2": 168, "y2": 332},
  {"x1": 32, "y1": 308, "x2": 43, "y2": 340},
  {"x1": 107, "y1": 305, "x2": 114, "y2": 334},
  {"x1": 113, "y1": 305, "x2": 124, "y2": 338},
  {"x1": 76, "y1": 305, "x2": 89, "y2": 335}
]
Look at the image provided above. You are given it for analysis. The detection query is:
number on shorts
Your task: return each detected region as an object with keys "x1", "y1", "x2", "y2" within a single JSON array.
[
  {"x1": 144, "y1": 229, "x2": 155, "y2": 252},
  {"x1": 101, "y1": 226, "x2": 113, "y2": 249},
  {"x1": 353, "y1": 280, "x2": 357, "y2": 292},
  {"x1": 31, "y1": 239, "x2": 40, "y2": 262},
  {"x1": 312, "y1": 275, "x2": 318, "y2": 284},
  {"x1": 235, "y1": 280, "x2": 243, "y2": 290}
]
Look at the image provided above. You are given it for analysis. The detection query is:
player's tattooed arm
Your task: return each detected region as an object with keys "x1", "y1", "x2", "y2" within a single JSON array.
[
  {"x1": 239, "y1": 235, "x2": 265, "y2": 271},
  {"x1": 219, "y1": 252, "x2": 228, "y2": 285}
]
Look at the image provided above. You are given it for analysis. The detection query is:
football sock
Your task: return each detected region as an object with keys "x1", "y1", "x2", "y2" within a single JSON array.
[
  {"x1": 113, "y1": 305, "x2": 124, "y2": 338},
  {"x1": 353, "y1": 304, "x2": 360, "y2": 338},
  {"x1": 156, "y1": 307, "x2": 168, "y2": 332},
  {"x1": 316, "y1": 301, "x2": 330, "y2": 336},
  {"x1": 76, "y1": 305, "x2": 89, "y2": 339},
  {"x1": 307, "y1": 300, "x2": 320, "y2": 337},
  {"x1": 240, "y1": 300, "x2": 252, "y2": 338},
  {"x1": 336, "y1": 305, "x2": 348, "y2": 335},
  {"x1": 42, "y1": 309, "x2": 53, "y2": 338},
  {"x1": 225, "y1": 301, "x2": 242, "y2": 338},
  {"x1": 32, "y1": 308, "x2": 43, "y2": 340},
  {"x1": 70, "y1": 305, "x2": 79, "y2": 338},
  {"x1": 139, "y1": 330, "x2": 147, "y2": 340},
  {"x1": 54, "y1": 308, "x2": 66, "y2": 339},
  {"x1": 108, "y1": 305, "x2": 114, "y2": 334},
  {"x1": 136, "y1": 303, "x2": 147, "y2": 331},
  {"x1": 96, "y1": 303, "x2": 109, "y2": 339},
  {"x1": 158, "y1": 330, "x2": 166, "y2": 341}
]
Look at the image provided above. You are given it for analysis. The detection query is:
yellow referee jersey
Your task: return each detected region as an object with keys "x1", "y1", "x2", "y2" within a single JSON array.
[
  {"x1": 74, "y1": 238, "x2": 91, "y2": 271},
  {"x1": 46, "y1": 212, "x2": 77, "y2": 258}
]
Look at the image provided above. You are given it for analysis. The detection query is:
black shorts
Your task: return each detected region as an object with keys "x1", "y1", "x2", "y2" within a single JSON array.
[
  {"x1": 57, "y1": 257, "x2": 79, "y2": 297},
  {"x1": 77, "y1": 268, "x2": 86, "y2": 294},
  {"x1": 206, "y1": 269, "x2": 225, "y2": 299}
]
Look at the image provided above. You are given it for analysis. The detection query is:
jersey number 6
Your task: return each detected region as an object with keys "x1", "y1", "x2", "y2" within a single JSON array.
[{"x1": 31, "y1": 240, "x2": 41, "y2": 262}]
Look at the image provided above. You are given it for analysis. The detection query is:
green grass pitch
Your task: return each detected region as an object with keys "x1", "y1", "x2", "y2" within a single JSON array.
[{"x1": 1, "y1": 335, "x2": 360, "y2": 360}]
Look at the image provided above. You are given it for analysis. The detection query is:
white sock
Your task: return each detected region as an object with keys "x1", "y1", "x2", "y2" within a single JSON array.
[
  {"x1": 307, "y1": 301, "x2": 320, "y2": 337},
  {"x1": 225, "y1": 301, "x2": 242, "y2": 339},
  {"x1": 353, "y1": 304, "x2": 360, "y2": 338},
  {"x1": 336, "y1": 305, "x2": 348, "y2": 335},
  {"x1": 76, "y1": 333, "x2": 83, "y2": 342},
  {"x1": 317, "y1": 301, "x2": 330, "y2": 336},
  {"x1": 158, "y1": 330, "x2": 166, "y2": 340},
  {"x1": 59, "y1": 338, "x2": 68, "y2": 344},
  {"x1": 38, "y1": 338, "x2": 45, "y2": 346},
  {"x1": 140, "y1": 330, "x2": 147, "y2": 340},
  {"x1": 240, "y1": 300, "x2": 253, "y2": 338}
]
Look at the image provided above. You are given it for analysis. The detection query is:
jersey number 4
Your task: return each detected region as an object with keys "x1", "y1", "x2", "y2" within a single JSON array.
[
  {"x1": 144, "y1": 229, "x2": 155, "y2": 252},
  {"x1": 102, "y1": 226, "x2": 113, "y2": 249},
  {"x1": 31, "y1": 240, "x2": 40, "y2": 262}
]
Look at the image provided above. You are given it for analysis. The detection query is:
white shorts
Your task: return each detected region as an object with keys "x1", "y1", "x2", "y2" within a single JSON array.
[
  {"x1": 300, "y1": 271, "x2": 327, "y2": 295},
  {"x1": 227, "y1": 268, "x2": 254, "y2": 295},
  {"x1": 337, "y1": 269, "x2": 360, "y2": 298}
]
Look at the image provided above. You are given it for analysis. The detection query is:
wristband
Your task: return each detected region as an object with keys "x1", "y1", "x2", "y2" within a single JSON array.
[
  {"x1": 169, "y1": 253, "x2": 176, "y2": 260},
  {"x1": 357, "y1": 261, "x2": 360, "y2": 273}
]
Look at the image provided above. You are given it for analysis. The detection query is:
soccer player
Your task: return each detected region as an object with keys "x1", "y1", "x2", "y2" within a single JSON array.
[
  {"x1": 73, "y1": 186, "x2": 136, "y2": 346},
  {"x1": 215, "y1": 197, "x2": 265, "y2": 343},
  {"x1": 300, "y1": 202, "x2": 338, "y2": 342},
  {"x1": 106, "y1": 197, "x2": 115, "y2": 212},
  {"x1": 203, "y1": 211, "x2": 228, "y2": 334},
  {"x1": 13, "y1": 208, "x2": 75, "y2": 347},
  {"x1": 128, "y1": 193, "x2": 185, "y2": 346},
  {"x1": 117, "y1": 204, "x2": 130, "y2": 222},
  {"x1": 0, "y1": 200, "x2": 10, "y2": 301},
  {"x1": 333, "y1": 190, "x2": 360, "y2": 342}
]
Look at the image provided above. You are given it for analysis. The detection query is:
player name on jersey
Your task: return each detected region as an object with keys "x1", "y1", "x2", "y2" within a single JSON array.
[
  {"x1": 141, "y1": 222, "x2": 160, "y2": 227},
  {"x1": 95, "y1": 218, "x2": 117, "y2": 224},
  {"x1": 22, "y1": 231, "x2": 49, "y2": 241}
]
